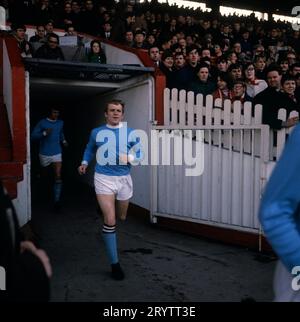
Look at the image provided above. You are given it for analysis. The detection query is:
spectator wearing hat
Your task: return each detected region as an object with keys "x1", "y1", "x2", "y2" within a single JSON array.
[{"x1": 133, "y1": 29, "x2": 148, "y2": 49}]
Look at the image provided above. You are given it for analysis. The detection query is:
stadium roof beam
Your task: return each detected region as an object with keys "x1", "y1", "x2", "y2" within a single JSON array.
[{"x1": 23, "y1": 59, "x2": 154, "y2": 83}]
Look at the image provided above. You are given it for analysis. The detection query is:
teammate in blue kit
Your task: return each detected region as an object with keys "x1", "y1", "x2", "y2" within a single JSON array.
[
  {"x1": 78, "y1": 99, "x2": 142, "y2": 280},
  {"x1": 259, "y1": 123, "x2": 300, "y2": 301},
  {"x1": 31, "y1": 107, "x2": 68, "y2": 210}
]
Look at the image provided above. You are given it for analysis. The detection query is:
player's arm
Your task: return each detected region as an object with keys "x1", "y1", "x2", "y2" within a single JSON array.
[
  {"x1": 31, "y1": 120, "x2": 50, "y2": 140},
  {"x1": 259, "y1": 125, "x2": 300, "y2": 271}
]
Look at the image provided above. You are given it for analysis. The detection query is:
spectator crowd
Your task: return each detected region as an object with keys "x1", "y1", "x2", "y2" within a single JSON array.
[{"x1": 3, "y1": 0, "x2": 300, "y2": 129}]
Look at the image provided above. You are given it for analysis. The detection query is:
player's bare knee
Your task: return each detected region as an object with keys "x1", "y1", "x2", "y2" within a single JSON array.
[{"x1": 104, "y1": 217, "x2": 116, "y2": 226}]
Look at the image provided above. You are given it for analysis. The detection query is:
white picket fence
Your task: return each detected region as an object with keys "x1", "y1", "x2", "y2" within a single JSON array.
[{"x1": 150, "y1": 88, "x2": 298, "y2": 238}]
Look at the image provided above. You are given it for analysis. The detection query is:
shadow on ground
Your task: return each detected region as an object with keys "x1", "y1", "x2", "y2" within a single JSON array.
[{"x1": 31, "y1": 180, "x2": 275, "y2": 302}]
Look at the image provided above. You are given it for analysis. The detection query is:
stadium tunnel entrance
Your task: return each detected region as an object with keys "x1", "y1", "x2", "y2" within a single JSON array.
[{"x1": 27, "y1": 60, "x2": 155, "y2": 214}]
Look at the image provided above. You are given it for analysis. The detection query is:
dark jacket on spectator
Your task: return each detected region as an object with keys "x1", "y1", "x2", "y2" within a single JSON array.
[
  {"x1": 169, "y1": 66, "x2": 194, "y2": 91},
  {"x1": 29, "y1": 35, "x2": 46, "y2": 43},
  {"x1": 86, "y1": 52, "x2": 107, "y2": 64},
  {"x1": 188, "y1": 79, "x2": 216, "y2": 97},
  {"x1": 253, "y1": 87, "x2": 299, "y2": 130},
  {"x1": 281, "y1": 92, "x2": 300, "y2": 114},
  {"x1": 14, "y1": 37, "x2": 34, "y2": 58},
  {"x1": 34, "y1": 44, "x2": 65, "y2": 61}
]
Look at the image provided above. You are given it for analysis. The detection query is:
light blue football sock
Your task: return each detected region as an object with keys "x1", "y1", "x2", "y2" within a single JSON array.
[{"x1": 102, "y1": 224, "x2": 119, "y2": 264}]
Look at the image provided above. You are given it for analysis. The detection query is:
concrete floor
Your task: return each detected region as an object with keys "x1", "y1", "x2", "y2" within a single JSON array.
[{"x1": 31, "y1": 182, "x2": 276, "y2": 302}]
